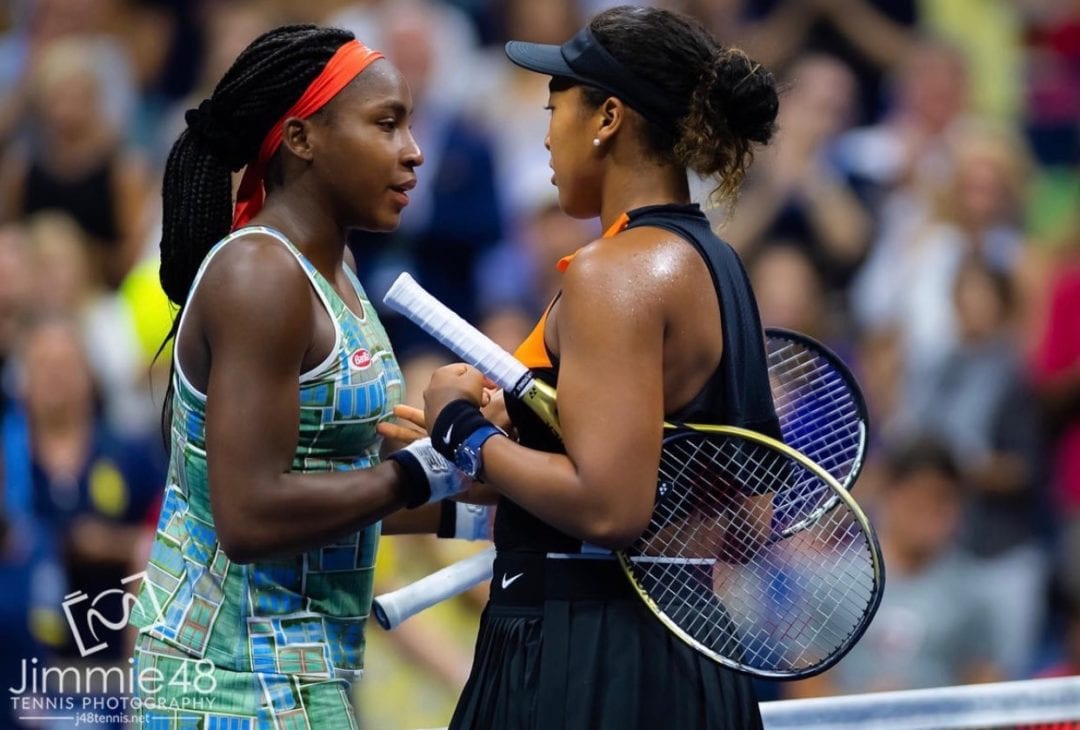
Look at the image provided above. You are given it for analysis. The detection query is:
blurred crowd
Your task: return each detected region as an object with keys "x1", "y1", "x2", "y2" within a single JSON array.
[{"x1": 0, "y1": 0, "x2": 1076, "y2": 728}]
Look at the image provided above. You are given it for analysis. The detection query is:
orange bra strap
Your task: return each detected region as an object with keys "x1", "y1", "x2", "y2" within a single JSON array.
[
  {"x1": 514, "y1": 212, "x2": 631, "y2": 368},
  {"x1": 514, "y1": 299, "x2": 555, "y2": 369}
]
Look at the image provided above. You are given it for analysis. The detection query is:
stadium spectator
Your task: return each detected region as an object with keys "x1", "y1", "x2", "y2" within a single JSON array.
[
  {"x1": 19, "y1": 314, "x2": 163, "y2": 662},
  {"x1": 853, "y1": 125, "x2": 1031, "y2": 397},
  {"x1": 903, "y1": 256, "x2": 1049, "y2": 677},
  {"x1": 0, "y1": 36, "x2": 151, "y2": 289},
  {"x1": 788, "y1": 438, "x2": 1002, "y2": 696},
  {"x1": 725, "y1": 53, "x2": 872, "y2": 296},
  {"x1": 23, "y1": 212, "x2": 157, "y2": 438}
]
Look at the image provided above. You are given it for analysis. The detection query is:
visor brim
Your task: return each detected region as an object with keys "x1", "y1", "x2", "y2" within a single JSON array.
[{"x1": 504, "y1": 41, "x2": 574, "y2": 78}]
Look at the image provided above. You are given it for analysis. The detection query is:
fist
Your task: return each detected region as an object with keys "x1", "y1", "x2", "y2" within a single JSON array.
[{"x1": 423, "y1": 364, "x2": 490, "y2": 428}]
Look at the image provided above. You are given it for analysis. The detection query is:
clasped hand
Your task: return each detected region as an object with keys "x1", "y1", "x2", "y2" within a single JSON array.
[{"x1": 375, "y1": 363, "x2": 494, "y2": 446}]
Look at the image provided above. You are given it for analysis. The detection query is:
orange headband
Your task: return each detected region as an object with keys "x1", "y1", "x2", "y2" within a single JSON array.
[{"x1": 231, "y1": 39, "x2": 384, "y2": 230}]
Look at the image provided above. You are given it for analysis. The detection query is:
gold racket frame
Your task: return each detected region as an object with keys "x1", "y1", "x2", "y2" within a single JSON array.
[{"x1": 615, "y1": 422, "x2": 886, "y2": 679}]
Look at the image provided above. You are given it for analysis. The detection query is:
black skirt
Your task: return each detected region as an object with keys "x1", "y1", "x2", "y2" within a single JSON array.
[{"x1": 449, "y1": 553, "x2": 763, "y2": 730}]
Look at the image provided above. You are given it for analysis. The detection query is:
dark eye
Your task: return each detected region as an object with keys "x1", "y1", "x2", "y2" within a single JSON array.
[{"x1": 377, "y1": 119, "x2": 396, "y2": 131}]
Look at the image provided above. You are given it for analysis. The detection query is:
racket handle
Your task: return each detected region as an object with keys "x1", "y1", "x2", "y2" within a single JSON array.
[
  {"x1": 384, "y1": 274, "x2": 531, "y2": 396},
  {"x1": 372, "y1": 547, "x2": 496, "y2": 630},
  {"x1": 383, "y1": 272, "x2": 563, "y2": 438}
]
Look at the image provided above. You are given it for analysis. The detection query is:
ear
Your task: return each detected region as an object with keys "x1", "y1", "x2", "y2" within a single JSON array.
[
  {"x1": 280, "y1": 117, "x2": 315, "y2": 162},
  {"x1": 594, "y1": 96, "x2": 625, "y2": 147}
]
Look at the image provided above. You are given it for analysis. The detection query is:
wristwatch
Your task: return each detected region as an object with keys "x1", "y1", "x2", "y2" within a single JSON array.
[{"x1": 453, "y1": 424, "x2": 504, "y2": 480}]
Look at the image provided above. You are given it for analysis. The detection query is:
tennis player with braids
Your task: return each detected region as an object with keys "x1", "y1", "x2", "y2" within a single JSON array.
[
  {"x1": 127, "y1": 25, "x2": 477, "y2": 726},
  {"x1": 417, "y1": 6, "x2": 782, "y2": 729}
]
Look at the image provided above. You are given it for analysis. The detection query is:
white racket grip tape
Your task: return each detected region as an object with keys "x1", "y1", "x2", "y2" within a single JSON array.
[
  {"x1": 372, "y1": 547, "x2": 496, "y2": 630},
  {"x1": 384, "y1": 273, "x2": 531, "y2": 396}
]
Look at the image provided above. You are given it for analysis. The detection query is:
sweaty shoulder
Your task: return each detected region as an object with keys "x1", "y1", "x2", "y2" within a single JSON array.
[
  {"x1": 562, "y1": 225, "x2": 708, "y2": 300},
  {"x1": 194, "y1": 231, "x2": 313, "y2": 341}
]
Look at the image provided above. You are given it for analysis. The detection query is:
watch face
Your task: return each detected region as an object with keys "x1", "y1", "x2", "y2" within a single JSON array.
[{"x1": 454, "y1": 445, "x2": 481, "y2": 479}]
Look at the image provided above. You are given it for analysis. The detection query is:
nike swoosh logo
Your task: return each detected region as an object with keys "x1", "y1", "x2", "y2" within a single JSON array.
[
  {"x1": 500, "y1": 572, "x2": 524, "y2": 590},
  {"x1": 442, "y1": 423, "x2": 454, "y2": 445}
]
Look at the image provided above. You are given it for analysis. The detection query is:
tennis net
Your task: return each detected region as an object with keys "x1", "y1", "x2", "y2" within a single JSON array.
[{"x1": 760, "y1": 676, "x2": 1080, "y2": 730}]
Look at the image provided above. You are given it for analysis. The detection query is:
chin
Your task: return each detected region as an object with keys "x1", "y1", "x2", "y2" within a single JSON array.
[{"x1": 352, "y1": 214, "x2": 402, "y2": 234}]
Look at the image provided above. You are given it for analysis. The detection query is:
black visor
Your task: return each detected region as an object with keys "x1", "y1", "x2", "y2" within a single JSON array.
[{"x1": 505, "y1": 26, "x2": 685, "y2": 130}]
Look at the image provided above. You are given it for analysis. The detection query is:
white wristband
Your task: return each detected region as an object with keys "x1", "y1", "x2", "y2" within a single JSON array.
[
  {"x1": 392, "y1": 438, "x2": 470, "y2": 506},
  {"x1": 455, "y1": 503, "x2": 492, "y2": 541}
]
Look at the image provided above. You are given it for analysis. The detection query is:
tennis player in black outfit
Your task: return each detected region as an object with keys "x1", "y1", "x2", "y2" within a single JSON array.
[{"x1": 418, "y1": 6, "x2": 782, "y2": 728}]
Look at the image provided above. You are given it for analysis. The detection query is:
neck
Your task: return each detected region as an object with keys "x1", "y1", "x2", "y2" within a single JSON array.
[
  {"x1": 881, "y1": 537, "x2": 937, "y2": 577},
  {"x1": 253, "y1": 191, "x2": 347, "y2": 277},
  {"x1": 598, "y1": 161, "x2": 690, "y2": 233},
  {"x1": 31, "y1": 408, "x2": 90, "y2": 437},
  {"x1": 45, "y1": 128, "x2": 112, "y2": 174}
]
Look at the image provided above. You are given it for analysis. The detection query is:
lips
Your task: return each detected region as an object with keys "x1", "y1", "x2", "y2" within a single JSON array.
[{"x1": 389, "y1": 178, "x2": 416, "y2": 206}]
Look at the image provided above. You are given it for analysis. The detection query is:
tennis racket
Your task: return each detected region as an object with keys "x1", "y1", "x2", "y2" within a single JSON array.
[
  {"x1": 381, "y1": 273, "x2": 883, "y2": 678},
  {"x1": 373, "y1": 328, "x2": 867, "y2": 631}
]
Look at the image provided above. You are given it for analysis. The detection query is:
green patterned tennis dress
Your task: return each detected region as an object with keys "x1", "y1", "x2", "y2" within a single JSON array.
[{"x1": 130, "y1": 226, "x2": 403, "y2": 728}]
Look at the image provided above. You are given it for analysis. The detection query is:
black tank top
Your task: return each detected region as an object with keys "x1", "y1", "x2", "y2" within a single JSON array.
[
  {"x1": 23, "y1": 156, "x2": 119, "y2": 244},
  {"x1": 495, "y1": 203, "x2": 780, "y2": 554}
]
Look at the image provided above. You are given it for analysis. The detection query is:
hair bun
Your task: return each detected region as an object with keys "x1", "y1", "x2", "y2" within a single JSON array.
[
  {"x1": 712, "y1": 50, "x2": 778, "y2": 145},
  {"x1": 184, "y1": 100, "x2": 250, "y2": 171}
]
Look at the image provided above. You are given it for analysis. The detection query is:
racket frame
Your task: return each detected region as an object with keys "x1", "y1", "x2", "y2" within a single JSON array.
[{"x1": 618, "y1": 421, "x2": 884, "y2": 678}]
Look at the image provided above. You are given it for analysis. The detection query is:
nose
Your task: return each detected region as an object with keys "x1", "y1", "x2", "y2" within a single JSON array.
[
  {"x1": 403, "y1": 130, "x2": 424, "y2": 169},
  {"x1": 544, "y1": 133, "x2": 551, "y2": 151}
]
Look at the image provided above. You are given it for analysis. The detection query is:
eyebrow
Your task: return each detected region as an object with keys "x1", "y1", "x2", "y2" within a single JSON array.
[{"x1": 372, "y1": 100, "x2": 410, "y2": 117}]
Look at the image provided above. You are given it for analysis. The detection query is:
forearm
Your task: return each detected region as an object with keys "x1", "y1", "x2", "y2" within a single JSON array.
[
  {"x1": 216, "y1": 462, "x2": 407, "y2": 562},
  {"x1": 803, "y1": 181, "x2": 872, "y2": 264},
  {"x1": 481, "y1": 436, "x2": 640, "y2": 548},
  {"x1": 743, "y1": 0, "x2": 816, "y2": 69},
  {"x1": 382, "y1": 501, "x2": 441, "y2": 535},
  {"x1": 818, "y1": 0, "x2": 914, "y2": 70}
]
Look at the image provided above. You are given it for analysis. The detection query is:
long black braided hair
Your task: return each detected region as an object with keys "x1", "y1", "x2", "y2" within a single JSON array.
[{"x1": 157, "y1": 24, "x2": 355, "y2": 445}]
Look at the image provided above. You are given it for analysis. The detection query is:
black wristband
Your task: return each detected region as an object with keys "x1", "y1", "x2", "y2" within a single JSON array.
[
  {"x1": 386, "y1": 450, "x2": 431, "y2": 509},
  {"x1": 436, "y1": 499, "x2": 457, "y2": 538},
  {"x1": 430, "y1": 399, "x2": 493, "y2": 461}
]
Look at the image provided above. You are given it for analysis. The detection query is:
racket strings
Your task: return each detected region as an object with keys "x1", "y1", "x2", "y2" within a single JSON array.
[
  {"x1": 628, "y1": 431, "x2": 879, "y2": 674},
  {"x1": 767, "y1": 341, "x2": 867, "y2": 535},
  {"x1": 771, "y1": 389, "x2": 860, "y2": 467},
  {"x1": 767, "y1": 341, "x2": 865, "y2": 483}
]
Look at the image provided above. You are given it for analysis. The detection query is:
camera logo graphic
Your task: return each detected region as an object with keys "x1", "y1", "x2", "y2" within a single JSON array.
[{"x1": 60, "y1": 572, "x2": 165, "y2": 658}]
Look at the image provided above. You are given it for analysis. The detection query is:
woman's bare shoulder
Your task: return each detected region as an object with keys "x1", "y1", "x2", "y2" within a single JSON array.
[
  {"x1": 191, "y1": 231, "x2": 313, "y2": 336},
  {"x1": 563, "y1": 226, "x2": 705, "y2": 295}
]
